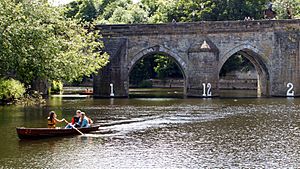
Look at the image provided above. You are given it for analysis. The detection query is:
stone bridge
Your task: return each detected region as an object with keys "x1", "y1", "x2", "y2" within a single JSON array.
[{"x1": 93, "y1": 19, "x2": 300, "y2": 98}]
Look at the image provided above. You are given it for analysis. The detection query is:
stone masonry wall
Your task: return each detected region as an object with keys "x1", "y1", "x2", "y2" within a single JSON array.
[{"x1": 94, "y1": 19, "x2": 300, "y2": 98}]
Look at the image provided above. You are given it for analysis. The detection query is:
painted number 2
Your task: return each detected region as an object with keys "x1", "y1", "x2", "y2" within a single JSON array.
[
  {"x1": 202, "y1": 83, "x2": 212, "y2": 97},
  {"x1": 286, "y1": 82, "x2": 294, "y2": 97}
]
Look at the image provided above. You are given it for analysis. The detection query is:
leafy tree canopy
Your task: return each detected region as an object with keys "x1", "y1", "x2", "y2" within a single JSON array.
[
  {"x1": 272, "y1": 0, "x2": 300, "y2": 19},
  {"x1": 0, "y1": 0, "x2": 109, "y2": 87},
  {"x1": 64, "y1": 0, "x2": 300, "y2": 23},
  {"x1": 166, "y1": 0, "x2": 270, "y2": 22}
]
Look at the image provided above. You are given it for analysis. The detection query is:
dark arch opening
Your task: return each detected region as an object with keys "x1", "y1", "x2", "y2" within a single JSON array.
[
  {"x1": 129, "y1": 53, "x2": 185, "y2": 98},
  {"x1": 219, "y1": 50, "x2": 269, "y2": 98}
]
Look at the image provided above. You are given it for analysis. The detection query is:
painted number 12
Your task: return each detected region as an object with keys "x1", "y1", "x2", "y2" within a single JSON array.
[{"x1": 203, "y1": 83, "x2": 212, "y2": 97}]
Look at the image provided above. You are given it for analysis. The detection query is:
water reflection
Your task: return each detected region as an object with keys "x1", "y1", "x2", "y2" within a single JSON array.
[
  {"x1": 130, "y1": 88, "x2": 258, "y2": 98},
  {"x1": 129, "y1": 88, "x2": 184, "y2": 98},
  {"x1": 1, "y1": 97, "x2": 300, "y2": 168}
]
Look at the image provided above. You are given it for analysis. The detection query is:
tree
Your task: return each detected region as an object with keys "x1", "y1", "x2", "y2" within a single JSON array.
[
  {"x1": 64, "y1": 0, "x2": 150, "y2": 24},
  {"x1": 141, "y1": 0, "x2": 175, "y2": 23},
  {"x1": 0, "y1": 0, "x2": 109, "y2": 92},
  {"x1": 219, "y1": 54, "x2": 255, "y2": 76},
  {"x1": 272, "y1": 0, "x2": 300, "y2": 19},
  {"x1": 129, "y1": 54, "x2": 184, "y2": 87},
  {"x1": 97, "y1": 0, "x2": 149, "y2": 24},
  {"x1": 167, "y1": 0, "x2": 269, "y2": 22},
  {"x1": 154, "y1": 55, "x2": 183, "y2": 79},
  {"x1": 129, "y1": 56, "x2": 157, "y2": 86},
  {"x1": 64, "y1": 0, "x2": 99, "y2": 22}
]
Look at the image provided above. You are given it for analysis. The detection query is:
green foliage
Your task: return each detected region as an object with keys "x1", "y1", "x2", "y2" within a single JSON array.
[
  {"x1": 272, "y1": 0, "x2": 300, "y2": 19},
  {"x1": 154, "y1": 55, "x2": 183, "y2": 79},
  {"x1": 141, "y1": 0, "x2": 175, "y2": 23},
  {"x1": 167, "y1": 0, "x2": 269, "y2": 22},
  {"x1": 64, "y1": 0, "x2": 300, "y2": 25},
  {"x1": 51, "y1": 80, "x2": 63, "y2": 94},
  {"x1": 129, "y1": 56, "x2": 157, "y2": 86},
  {"x1": 97, "y1": 0, "x2": 149, "y2": 24},
  {"x1": 219, "y1": 54, "x2": 255, "y2": 76},
  {"x1": 65, "y1": 0, "x2": 149, "y2": 24},
  {"x1": 0, "y1": 0, "x2": 109, "y2": 87},
  {"x1": 64, "y1": 0, "x2": 102, "y2": 22},
  {"x1": 129, "y1": 55, "x2": 183, "y2": 86},
  {"x1": 63, "y1": 0, "x2": 299, "y2": 23},
  {"x1": 0, "y1": 79, "x2": 26, "y2": 101}
]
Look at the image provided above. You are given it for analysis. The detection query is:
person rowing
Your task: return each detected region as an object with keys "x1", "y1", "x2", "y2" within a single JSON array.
[
  {"x1": 47, "y1": 111, "x2": 65, "y2": 129},
  {"x1": 65, "y1": 110, "x2": 81, "y2": 129},
  {"x1": 65, "y1": 111, "x2": 93, "y2": 128}
]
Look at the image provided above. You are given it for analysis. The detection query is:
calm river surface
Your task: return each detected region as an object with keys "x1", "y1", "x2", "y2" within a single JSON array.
[{"x1": 1, "y1": 96, "x2": 300, "y2": 168}]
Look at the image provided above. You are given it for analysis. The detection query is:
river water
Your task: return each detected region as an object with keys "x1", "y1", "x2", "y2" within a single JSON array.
[{"x1": 1, "y1": 95, "x2": 300, "y2": 168}]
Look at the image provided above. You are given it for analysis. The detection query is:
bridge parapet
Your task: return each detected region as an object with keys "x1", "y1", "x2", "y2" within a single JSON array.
[
  {"x1": 94, "y1": 20, "x2": 300, "y2": 98},
  {"x1": 96, "y1": 19, "x2": 300, "y2": 36}
]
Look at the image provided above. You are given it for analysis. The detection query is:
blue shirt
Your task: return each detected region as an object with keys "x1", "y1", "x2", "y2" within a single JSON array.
[{"x1": 77, "y1": 117, "x2": 90, "y2": 128}]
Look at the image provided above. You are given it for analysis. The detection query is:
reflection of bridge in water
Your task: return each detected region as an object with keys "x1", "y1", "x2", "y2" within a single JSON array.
[{"x1": 93, "y1": 19, "x2": 300, "y2": 98}]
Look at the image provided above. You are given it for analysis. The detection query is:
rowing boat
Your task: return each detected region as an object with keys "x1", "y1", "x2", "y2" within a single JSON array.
[
  {"x1": 16, "y1": 125, "x2": 100, "y2": 140},
  {"x1": 79, "y1": 91, "x2": 93, "y2": 95}
]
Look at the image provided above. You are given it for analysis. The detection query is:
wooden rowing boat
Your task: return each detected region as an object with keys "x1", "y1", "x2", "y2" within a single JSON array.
[
  {"x1": 79, "y1": 89, "x2": 93, "y2": 95},
  {"x1": 16, "y1": 125, "x2": 100, "y2": 140},
  {"x1": 79, "y1": 92, "x2": 93, "y2": 95}
]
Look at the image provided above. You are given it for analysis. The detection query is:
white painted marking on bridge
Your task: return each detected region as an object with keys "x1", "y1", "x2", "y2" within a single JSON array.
[{"x1": 287, "y1": 82, "x2": 294, "y2": 97}]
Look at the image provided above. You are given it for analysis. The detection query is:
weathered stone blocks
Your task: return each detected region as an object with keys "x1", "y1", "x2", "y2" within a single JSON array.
[{"x1": 94, "y1": 20, "x2": 300, "y2": 98}]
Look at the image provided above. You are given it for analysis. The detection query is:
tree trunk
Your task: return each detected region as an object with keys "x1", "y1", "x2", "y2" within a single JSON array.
[{"x1": 31, "y1": 78, "x2": 49, "y2": 95}]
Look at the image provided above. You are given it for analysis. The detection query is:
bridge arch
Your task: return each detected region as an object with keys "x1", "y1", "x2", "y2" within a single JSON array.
[
  {"x1": 128, "y1": 45, "x2": 188, "y2": 77},
  {"x1": 128, "y1": 45, "x2": 188, "y2": 96},
  {"x1": 219, "y1": 44, "x2": 271, "y2": 96}
]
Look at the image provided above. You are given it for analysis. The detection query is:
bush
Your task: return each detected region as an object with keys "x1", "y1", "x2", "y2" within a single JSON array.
[
  {"x1": 0, "y1": 79, "x2": 26, "y2": 101},
  {"x1": 138, "y1": 80, "x2": 153, "y2": 88},
  {"x1": 51, "y1": 80, "x2": 63, "y2": 94}
]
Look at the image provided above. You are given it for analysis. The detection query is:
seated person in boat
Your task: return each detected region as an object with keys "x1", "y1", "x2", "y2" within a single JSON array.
[
  {"x1": 76, "y1": 112, "x2": 90, "y2": 128},
  {"x1": 65, "y1": 110, "x2": 81, "y2": 129},
  {"x1": 85, "y1": 112, "x2": 93, "y2": 125},
  {"x1": 87, "y1": 114, "x2": 93, "y2": 125},
  {"x1": 47, "y1": 111, "x2": 65, "y2": 128},
  {"x1": 77, "y1": 110, "x2": 93, "y2": 125}
]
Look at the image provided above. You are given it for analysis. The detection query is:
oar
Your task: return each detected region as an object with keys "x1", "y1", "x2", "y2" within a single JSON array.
[{"x1": 64, "y1": 120, "x2": 84, "y2": 135}]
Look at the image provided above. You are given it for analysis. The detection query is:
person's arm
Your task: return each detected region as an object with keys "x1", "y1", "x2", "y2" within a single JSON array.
[
  {"x1": 55, "y1": 118, "x2": 65, "y2": 123},
  {"x1": 82, "y1": 119, "x2": 89, "y2": 127},
  {"x1": 75, "y1": 120, "x2": 81, "y2": 127}
]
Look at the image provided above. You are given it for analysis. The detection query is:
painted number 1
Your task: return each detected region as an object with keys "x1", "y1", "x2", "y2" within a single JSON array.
[
  {"x1": 202, "y1": 83, "x2": 212, "y2": 97},
  {"x1": 110, "y1": 83, "x2": 115, "y2": 97},
  {"x1": 286, "y1": 82, "x2": 294, "y2": 97}
]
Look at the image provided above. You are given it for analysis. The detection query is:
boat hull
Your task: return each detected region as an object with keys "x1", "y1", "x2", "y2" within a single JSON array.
[
  {"x1": 79, "y1": 92, "x2": 93, "y2": 95},
  {"x1": 16, "y1": 125, "x2": 100, "y2": 140}
]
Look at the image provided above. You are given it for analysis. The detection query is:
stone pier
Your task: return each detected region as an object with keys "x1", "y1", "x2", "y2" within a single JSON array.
[{"x1": 93, "y1": 19, "x2": 300, "y2": 98}]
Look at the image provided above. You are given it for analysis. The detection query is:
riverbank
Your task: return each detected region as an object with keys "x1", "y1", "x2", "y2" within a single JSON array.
[{"x1": 0, "y1": 92, "x2": 46, "y2": 106}]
